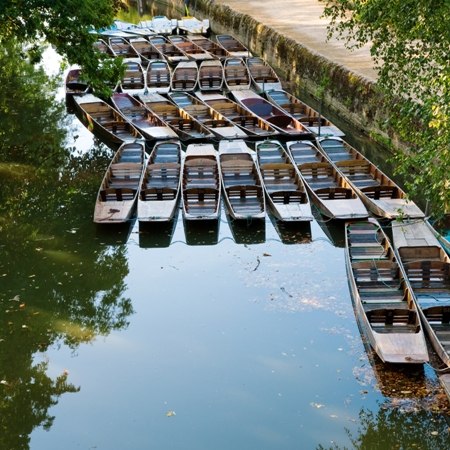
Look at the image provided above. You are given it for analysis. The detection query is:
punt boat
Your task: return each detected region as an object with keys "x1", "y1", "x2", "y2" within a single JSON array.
[
  {"x1": 116, "y1": 58, "x2": 146, "y2": 95},
  {"x1": 188, "y1": 36, "x2": 229, "y2": 60},
  {"x1": 345, "y1": 219, "x2": 429, "y2": 364},
  {"x1": 231, "y1": 89, "x2": 313, "y2": 138},
  {"x1": 245, "y1": 56, "x2": 282, "y2": 93},
  {"x1": 265, "y1": 89, "x2": 344, "y2": 137},
  {"x1": 286, "y1": 140, "x2": 368, "y2": 220},
  {"x1": 317, "y1": 136, "x2": 425, "y2": 219},
  {"x1": 170, "y1": 61, "x2": 199, "y2": 92},
  {"x1": 255, "y1": 140, "x2": 313, "y2": 222},
  {"x1": 181, "y1": 144, "x2": 222, "y2": 222},
  {"x1": 146, "y1": 59, "x2": 171, "y2": 94},
  {"x1": 138, "y1": 140, "x2": 183, "y2": 223},
  {"x1": 148, "y1": 35, "x2": 189, "y2": 64},
  {"x1": 110, "y1": 93, "x2": 178, "y2": 141},
  {"x1": 216, "y1": 34, "x2": 252, "y2": 58},
  {"x1": 168, "y1": 35, "x2": 213, "y2": 61},
  {"x1": 167, "y1": 91, "x2": 248, "y2": 139},
  {"x1": 94, "y1": 140, "x2": 146, "y2": 224},
  {"x1": 223, "y1": 57, "x2": 251, "y2": 91},
  {"x1": 219, "y1": 140, "x2": 266, "y2": 221},
  {"x1": 73, "y1": 94, "x2": 143, "y2": 148},
  {"x1": 197, "y1": 59, "x2": 224, "y2": 91}
]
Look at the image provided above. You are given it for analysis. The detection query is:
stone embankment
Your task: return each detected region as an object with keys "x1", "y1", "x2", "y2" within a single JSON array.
[{"x1": 138, "y1": 0, "x2": 388, "y2": 142}]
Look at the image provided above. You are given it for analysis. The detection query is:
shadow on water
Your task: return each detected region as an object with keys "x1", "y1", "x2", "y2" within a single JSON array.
[
  {"x1": 138, "y1": 213, "x2": 179, "y2": 248},
  {"x1": 94, "y1": 220, "x2": 135, "y2": 246},
  {"x1": 312, "y1": 206, "x2": 346, "y2": 248},
  {"x1": 184, "y1": 218, "x2": 220, "y2": 246},
  {"x1": 227, "y1": 214, "x2": 266, "y2": 245},
  {"x1": 269, "y1": 215, "x2": 312, "y2": 244}
]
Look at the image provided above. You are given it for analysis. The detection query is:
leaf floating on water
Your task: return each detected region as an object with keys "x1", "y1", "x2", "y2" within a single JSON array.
[
  {"x1": 11, "y1": 295, "x2": 20, "y2": 302},
  {"x1": 263, "y1": 253, "x2": 271, "y2": 257},
  {"x1": 166, "y1": 410, "x2": 176, "y2": 417}
]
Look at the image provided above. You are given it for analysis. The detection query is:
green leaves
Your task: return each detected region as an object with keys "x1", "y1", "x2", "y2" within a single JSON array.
[{"x1": 323, "y1": 0, "x2": 450, "y2": 216}]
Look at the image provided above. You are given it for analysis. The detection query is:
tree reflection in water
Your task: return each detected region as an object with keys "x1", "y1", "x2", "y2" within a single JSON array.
[{"x1": 0, "y1": 39, "x2": 133, "y2": 448}]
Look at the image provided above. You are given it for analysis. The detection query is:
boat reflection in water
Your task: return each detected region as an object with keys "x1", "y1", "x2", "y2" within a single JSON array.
[
  {"x1": 312, "y1": 206, "x2": 346, "y2": 248},
  {"x1": 138, "y1": 210, "x2": 179, "y2": 248},
  {"x1": 184, "y1": 218, "x2": 220, "y2": 246},
  {"x1": 227, "y1": 214, "x2": 266, "y2": 245},
  {"x1": 269, "y1": 216, "x2": 312, "y2": 245},
  {"x1": 94, "y1": 220, "x2": 135, "y2": 246}
]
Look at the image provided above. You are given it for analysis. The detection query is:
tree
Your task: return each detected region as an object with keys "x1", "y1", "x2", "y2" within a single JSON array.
[
  {"x1": 322, "y1": 0, "x2": 450, "y2": 217},
  {"x1": 0, "y1": 0, "x2": 126, "y2": 96}
]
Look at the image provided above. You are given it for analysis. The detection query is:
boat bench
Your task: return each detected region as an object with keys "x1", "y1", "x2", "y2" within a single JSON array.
[
  {"x1": 352, "y1": 261, "x2": 400, "y2": 282},
  {"x1": 315, "y1": 187, "x2": 353, "y2": 200},
  {"x1": 424, "y1": 306, "x2": 450, "y2": 324},
  {"x1": 147, "y1": 73, "x2": 170, "y2": 86},
  {"x1": 169, "y1": 118, "x2": 202, "y2": 131},
  {"x1": 367, "y1": 308, "x2": 418, "y2": 330},
  {"x1": 100, "y1": 187, "x2": 135, "y2": 202},
  {"x1": 184, "y1": 188, "x2": 218, "y2": 213},
  {"x1": 270, "y1": 190, "x2": 307, "y2": 205},
  {"x1": 360, "y1": 185, "x2": 398, "y2": 199},
  {"x1": 227, "y1": 185, "x2": 264, "y2": 213},
  {"x1": 110, "y1": 163, "x2": 142, "y2": 178},
  {"x1": 403, "y1": 261, "x2": 450, "y2": 290},
  {"x1": 320, "y1": 142, "x2": 351, "y2": 160},
  {"x1": 231, "y1": 116, "x2": 258, "y2": 128},
  {"x1": 140, "y1": 187, "x2": 177, "y2": 201},
  {"x1": 199, "y1": 75, "x2": 223, "y2": 89},
  {"x1": 146, "y1": 164, "x2": 180, "y2": 189}
]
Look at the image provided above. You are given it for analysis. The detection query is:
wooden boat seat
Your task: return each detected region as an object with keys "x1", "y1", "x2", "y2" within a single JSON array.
[
  {"x1": 286, "y1": 104, "x2": 308, "y2": 117},
  {"x1": 146, "y1": 164, "x2": 180, "y2": 189},
  {"x1": 147, "y1": 72, "x2": 170, "y2": 86},
  {"x1": 366, "y1": 309, "x2": 418, "y2": 332},
  {"x1": 202, "y1": 119, "x2": 230, "y2": 128},
  {"x1": 184, "y1": 188, "x2": 218, "y2": 213},
  {"x1": 423, "y1": 306, "x2": 450, "y2": 324},
  {"x1": 231, "y1": 116, "x2": 258, "y2": 127},
  {"x1": 140, "y1": 187, "x2": 177, "y2": 201},
  {"x1": 315, "y1": 187, "x2": 353, "y2": 200},
  {"x1": 403, "y1": 261, "x2": 450, "y2": 291},
  {"x1": 199, "y1": 75, "x2": 223, "y2": 89},
  {"x1": 321, "y1": 144, "x2": 352, "y2": 161},
  {"x1": 100, "y1": 187, "x2": 135, "y2": 202},
  {"x1": 352, "y1": 260, "x2": 400, "y2": 283},
  {"x1": 227, "y1": 185, "x2": 264, "y2": 213},
  {"x1": 169, "y1": 118, "x2": 201, "y2": 131},
  {"x1": 361, "y1": 185, "x2": 399, "y2": 199},
  {"x1": 270, "y1": 190, "x2": 307, "y2": 204}
]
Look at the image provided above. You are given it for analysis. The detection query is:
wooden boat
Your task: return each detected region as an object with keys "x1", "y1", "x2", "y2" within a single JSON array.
[
  {"x1": 167, "y1": 92, "x2": 248, "y2": 139},
  {"x1": 265, "y1": 89, "x2": 344, "y2": 137},
  {"x1": 219, "y1": 140, "x2": 266, "y2": 221},
  {"x1": 245, "y1": 56, "x2": 282, "y2": 93},
  {"x1": 177, "y1": 16, "x2": 210, "y2": 35},
  {"x1": 108, "y1": 37, "x2": 141, "y2": 59},
  {"x1": 129, "y1": 37, "x2": 164, "y2": 65},
  {"x1": 170, "y1": 61, "x2": 198, "y2": 92},
  {"x1": 197, "y1": 59, "x2": 224, "y2": 91},
  {"x1": 65, "y1": 67, "x2": 90, "y2": 96},
  {"x1": 317, "y1": 136, "x2": 425, "y2": 219},
  {"x1": 168, "y1": 35, "x2": 213, "y2": 61},
  {"x1": 231, "y1": 90, "x2": 313, "y2": 138},
  {"x1": 345, "y1": 219, "x2": 429, "y2": 363},
  {"x1": 286, "y1": 140, "x2": 368, "y2": 220},
  {"x1": 145, "y1": 59, "x2": 171, "y2": 94},
  {"x1": 94, "y1": 140, "x2": 146, "y2": 224},
  {"x1": 93, "y1": 39, "x2": 114, "y2": 56},
  {"x1": 392, "y1": 220, "x2": 450, "y2": 391},
  {"x1": 148, "y1": 36, "x2": 189, "y2": 64},
  {"x1": 223, "y1": 57, "x2": 251, "y2": 91},
  {"x1": 73, "y1": 94, "x2": 143, "y2": 148},
  {"x1": 110, "y1": 93, "x2": 178, "y2": 141},
  {"x1": 138, "y1": 140, "x2": 183, "y2": 223},
  {"x1": 195, "y1": 92, "x2": 279, "y2": 137},
  {"x1": 255, "y1": 140, "x2": 313, "y2": 222},
  {"x1": 140, "y1": 16, "x2": 178, "y2": 35},
  {"x1": 116, "y1": 58, "x2": 146, "y2": 95},
  {"x1": 188, "y1": 36, "x2": 229, "y2": 60},
  {"x1": 216, "y1": 34, "x2": 252, "y2": 58},
  {"x1": 137, "y1": 92, "x2": 213, "y2": 141},
  {"x1": 181, "y1": 143, "x2": 221, "y2": 222}
]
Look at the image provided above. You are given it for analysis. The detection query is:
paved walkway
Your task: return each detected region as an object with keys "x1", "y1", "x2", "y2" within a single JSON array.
[{"x1": 215, "y1": 0, "x2": 377, "y2": 82}]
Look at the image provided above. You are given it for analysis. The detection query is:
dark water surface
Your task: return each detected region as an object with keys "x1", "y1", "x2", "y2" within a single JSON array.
[{"x1": 2, "y1": 49, "x2": 450, "y2": 450}]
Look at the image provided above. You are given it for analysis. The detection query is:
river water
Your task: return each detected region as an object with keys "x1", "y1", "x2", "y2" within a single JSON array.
[{"x1": 2, "y1": 44, "x2": 450, "y2": 450}]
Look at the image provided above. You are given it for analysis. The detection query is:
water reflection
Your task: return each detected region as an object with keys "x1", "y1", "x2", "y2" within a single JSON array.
[
  {"x1": 269, "y1": 216, "x2": 312, "y2": 244},
  {"x1": 227, "y1": 214, "x2": 266, "y2": 244},
  {"x1": 312, "y1": 207, "x2": 346, "y2": 248},
  {"x1": 0, "y1": 50, "x2": 136, "y2": 445},
  {"x1": 138, "y1": 213, "x2": 179, "y2": 248},
  {"x1": 184, "y1": 218, "x2": 221, "y2": 246}
]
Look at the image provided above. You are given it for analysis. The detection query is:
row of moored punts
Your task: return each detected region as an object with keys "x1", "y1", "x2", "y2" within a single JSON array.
[{"x1": 69, "y1": 23, "x2": 450, "y2": 399}]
